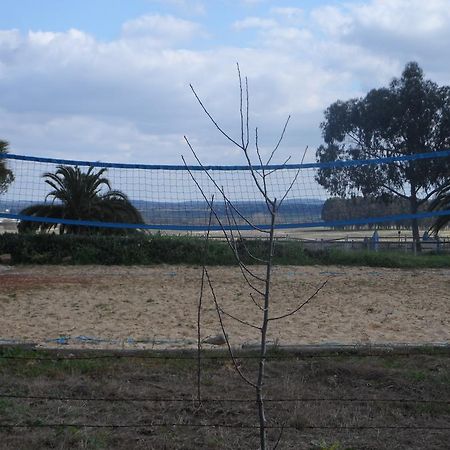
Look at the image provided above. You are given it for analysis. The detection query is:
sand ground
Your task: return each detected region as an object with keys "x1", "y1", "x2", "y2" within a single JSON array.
[{"x1": 0, "y1": 264, "x2": 449, "y2": 349}]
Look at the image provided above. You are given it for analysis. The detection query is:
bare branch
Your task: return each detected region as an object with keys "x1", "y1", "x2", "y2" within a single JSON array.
[
  {"x1": 190, "y1": 84, "x2": 243, "y2": 149},
  {"x1": 227, "y1": 201, "x2": 269, "y2": 264},
  {"x1": 181, "y1": 156, "x2": 264, "y2": 295},
  {"x1": 419, "y1": 184, "x2": 446, "y2": 203},
  {"x1": 380, "y1": 183, "x2": 409, "y2": 200},
  {"x1": 222, "y1": 193, "x2": 239, "y2": 252},
  {"x1": 249, "y1": 292, "x2": 265, "y2": 311},
  {"x1": 182, "y1": 156, "x2": 268, "y2": 291},
  {"x1": 204, "y1": 268, "x2": 257, "y2": 388},
  {"x1": 238, "y1": 239, "x2": 268, "y2": 265},
  {"x1": 278, "y1": 167, "x2": 301, "y2": 208},
  {"x1": 239, "y1": 272, "x2": 267, "y2": 297},
  {"x1": 255, "y1": 127, "x2": 263, "y2": 166},
  {"x1": 265, "y1": 155, "x2": 292, "y2": 177},
  {"x1": 245, "y1": 75, "x2": 250, "y2": 150},
  {"x1": 221, "y1": 195, "x2": 268, "y2": 283},
  {"x1": 237, "y1": 62, "x2": 245, "y2": 149},
  {"x1": 241, "y1": 144, "x2": 272, "y2": 205},
  {"x1": 300, "y1": 145, "x2": 309, "y2": 164},
  {"x1": 272, "y1": 421, "x2": 286, "y2": 450},
  {"x1": 266, "y1": 144, "x2": 307, "y2": 182},
  {"x1": 217, "y1": 304, "x2": 261, "y2": 330},
  {"x1": 183, "y1": 137, "x2": 270, "y2": 233},
  {"x1": 255, "y1": 127, "x2": 267, "y2": 173},
  {"x1": 266, "y1": 116, "x2": 291, "y2": 165},
  {"x1": 180, "y1": 165, "x2": 267, "y2": 297},
  {"x1": 347, "y1": 132, "x2": 404, "y2": 170},
  {"x1": 269, "y1": 279, "x2": 328, "y2": 322}
]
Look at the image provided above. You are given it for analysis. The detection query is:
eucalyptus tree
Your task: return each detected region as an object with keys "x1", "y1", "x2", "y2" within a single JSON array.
[
  {"x1": 316, "y1": 62, "x2": 450, "y2": 250},
  {"x1": 0, "y1": 140, "x2": 14, "y2": 195}
]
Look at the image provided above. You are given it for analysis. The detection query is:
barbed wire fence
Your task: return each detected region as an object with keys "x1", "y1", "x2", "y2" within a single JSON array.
[{"x1": 1, "y1": 349, "x2": 449, "y2": 436}]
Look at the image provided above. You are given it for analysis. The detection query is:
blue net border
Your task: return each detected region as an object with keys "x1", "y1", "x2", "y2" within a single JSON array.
[
  {"x1": 2, "y1": 149, "x2": 450, "y2": 171},
  {"x1": 1, "y1": 210, "x2": 450, "y2": 232}
]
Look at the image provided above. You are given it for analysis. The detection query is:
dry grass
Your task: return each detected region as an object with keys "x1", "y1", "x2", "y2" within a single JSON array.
[{"x1": 0, "y1": 347, "x2": 449, "y2": 449}]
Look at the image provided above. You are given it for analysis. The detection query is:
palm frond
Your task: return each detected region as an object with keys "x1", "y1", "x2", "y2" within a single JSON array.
[{"x1": 429, "y1": 179, "x2": 450, "y2": 234}]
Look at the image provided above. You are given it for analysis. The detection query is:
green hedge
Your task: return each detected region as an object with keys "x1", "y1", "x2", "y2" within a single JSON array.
[
  {"x1": 0, "y1": 233, "x2": 229, "y2": 265},
  {"x1": 0, "y1": 233, "x2": 449, "y2": 267},
  {"x1": 0, "y1": 233, "x2": 312, "y2": 265}
]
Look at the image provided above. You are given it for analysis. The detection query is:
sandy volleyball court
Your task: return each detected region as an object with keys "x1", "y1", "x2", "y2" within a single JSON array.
[{"x1": 0, "y1": 264, "x2": 449, "y2": 349}]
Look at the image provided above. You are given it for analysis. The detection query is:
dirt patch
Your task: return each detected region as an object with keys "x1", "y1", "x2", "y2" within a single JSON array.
[
  {"x1": 0, "y1": 265, "x2": 449, "y2": 349},
  {"x1": 0, "y1": 273, "x2": 97, "y2": 289}
]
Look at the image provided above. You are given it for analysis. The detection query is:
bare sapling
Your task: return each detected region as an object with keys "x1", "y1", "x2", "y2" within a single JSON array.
[{"x1": 183, "y1": 64, "x2": 328, "y2": 450}]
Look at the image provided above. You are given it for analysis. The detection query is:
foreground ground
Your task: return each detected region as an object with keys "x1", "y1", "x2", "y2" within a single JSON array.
[
  {"x1": 0, "y1": 265, "x2": 449, "y2": 349},
  {"x1": 0, "y1": 347, "x2": 448, "y2": 449}
]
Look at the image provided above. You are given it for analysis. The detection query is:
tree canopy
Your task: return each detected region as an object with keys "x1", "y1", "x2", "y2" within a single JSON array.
[
  {"x1": 0, "y1": 140, "x2": 14, "y2": 195},
  {"x1": 316, "y1": 62, "x2": 450, "y2": 246},
  {"x1": 18, "y1": 165, "x2": 144, "y2": 234}
]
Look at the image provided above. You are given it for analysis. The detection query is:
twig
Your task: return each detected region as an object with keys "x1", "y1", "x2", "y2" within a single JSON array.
[
  {"x1": 266, "y1": 116, "x2": 291, "y2": 165},
  {"x1": 189, "y1": 84, "x2": 242, "y2": 150},
  {"x1": 204, "y1": 268, "x2": 257, "y2": 388},
  {"x1": 249, "y1": 292, "x2": 265, "y2": 311},
  {"x1": 221, "y1": 194, "x2": 268, "y2": 281},
  {"x1": 278, "y1": 166, "x2": 301, "y2": 208},
  {"x1": 265, "y1": 155, "x2": 292, "y2": 177},
  {"x1": 217, "y1": 305, "x2": 261, "y2": 330},
  {"x1": 269, "y1": 280, "x2": 328, "y2": 321},
  {"x1": 272, "y1": 421, "x2": 286, "y2": 450}
]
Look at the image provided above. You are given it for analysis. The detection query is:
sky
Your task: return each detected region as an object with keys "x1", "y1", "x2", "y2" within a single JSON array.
[{"x1": 1, "y1": 0, "x2": 450, "y2": 166}]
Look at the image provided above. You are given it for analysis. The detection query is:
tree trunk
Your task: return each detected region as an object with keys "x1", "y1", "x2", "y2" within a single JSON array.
[
  {"x1": 409, "y1": 188, "x2": 422, "y2": 253},
  {"x1": 256, "y1": 203, "x2": 276, "y2": 450}
]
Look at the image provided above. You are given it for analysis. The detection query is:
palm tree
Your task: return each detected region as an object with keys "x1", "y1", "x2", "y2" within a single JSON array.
[
  {"x1": 18, "y1": 165, "x2": 144, "y2": 234},
  {"x1": 429, "y1": 180, "x2": 450, "y2": 235},
  {"x1": 0, "y1": 140, "x2": 14, "y2": 195}
]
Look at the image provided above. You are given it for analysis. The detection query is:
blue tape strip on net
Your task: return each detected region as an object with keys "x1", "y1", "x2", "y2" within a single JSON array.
[
  {"x1": 3, "y1": 148, "x2": 450, "y2": 170},
  {"x1": 0, "y1": 209, "x2": 450, "y2": 231}
]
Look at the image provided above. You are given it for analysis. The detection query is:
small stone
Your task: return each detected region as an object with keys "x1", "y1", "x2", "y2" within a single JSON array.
[{"x1": 202, "y1": 333, "x2": 228, "y2": 346}]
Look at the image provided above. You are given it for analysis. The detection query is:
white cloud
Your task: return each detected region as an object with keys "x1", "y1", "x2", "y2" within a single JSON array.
[
  {"x1": 121, "y1": 14, "x2": 204, "y2": 48},
  {"x1": 311, "y1": 6, "x2": 352, "y2": 37},
  {"x1": 1, "y1": 1, "x2": 450, "y2": 169},
  {"x1": 240, "y1": 0, "x2": 265, "y2": 4},
  {"x1": 270, "y1": 7, "x2": 304, "y2": 25},
  {"x1": 0, "y1": 24, "x2": 331, "y2": 165},
  {"x1": 145, "y1": 0, "x2": 206, "y2": 16},
  {"x1": 233, "y1": 17, "x2": 278, "y2": 30},
  {"x1": 311, "y1": 0, "x2": 450, "y2": 65}
]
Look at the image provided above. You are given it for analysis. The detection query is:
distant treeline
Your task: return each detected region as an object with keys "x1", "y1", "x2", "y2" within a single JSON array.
[{"x1": 321, "y1": 197, "x2": 438, "y2": 230}]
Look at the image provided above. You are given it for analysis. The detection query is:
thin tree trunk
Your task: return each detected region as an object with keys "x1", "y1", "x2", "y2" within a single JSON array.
[{"x1": 256, "y1": 202, "x2": 276, "y2": 450}]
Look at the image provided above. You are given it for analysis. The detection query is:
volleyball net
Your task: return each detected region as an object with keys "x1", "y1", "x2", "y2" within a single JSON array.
[{"x1": 1, "y1": 150, "x2": 450, "y2": 231}]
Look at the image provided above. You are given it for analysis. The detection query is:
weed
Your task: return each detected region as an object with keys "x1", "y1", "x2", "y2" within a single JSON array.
[{"x1": 407, "y1": 370, "x2": 427, "y2": 382}]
